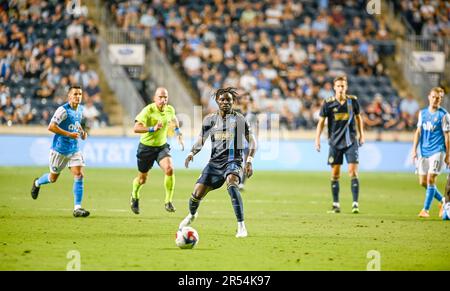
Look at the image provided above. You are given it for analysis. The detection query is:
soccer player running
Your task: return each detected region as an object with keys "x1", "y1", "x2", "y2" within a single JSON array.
[
  {"x1": 131, "y1": 87, "x2": 184, "y2": 214},
  {"x1": 412, "y1": 87, "x2": 450, "y2": 218},
  {"x1": 31, "y1": 86, "x2": 90, "y2": 217},
  {"x1": 315, "y1": 76, "x2": 365, "y2": 214},
  {"x1": 179, "y1": 87, "x2": 257, "y2": 238}
]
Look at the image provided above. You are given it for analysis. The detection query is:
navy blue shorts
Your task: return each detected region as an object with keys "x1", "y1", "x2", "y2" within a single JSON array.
[
  {"x1": 196, "y1": 161, "x2": 243, "y2": 190},
  {"x1": 136, "y1": 143, "x2": 171, "y2": 173},
  {"x1": 328, "y1": 142, "x2": 359, "y2": 165}
]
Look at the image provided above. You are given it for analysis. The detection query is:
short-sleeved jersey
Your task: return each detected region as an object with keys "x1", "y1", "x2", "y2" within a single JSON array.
[
  {"x1": 199, "y1": 110, "x2": 251, "y2": 165},
  {"x1": 135, "y1": 103, "x2": 176, "y2": 147},
  {"x1": 51, "y1": 103, "x2": 83, "y2": 155},
  {"x1": 417, "y1": 107, "x2": 450, "y2": 158},
  {"x1": 319, "y1": 95, "x2": 361, "y2": 149}
]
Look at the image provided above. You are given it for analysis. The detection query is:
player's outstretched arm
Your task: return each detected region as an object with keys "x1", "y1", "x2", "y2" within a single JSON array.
[
  {"x1": 172, "y1": 116, "x2": 184, "y2": 151},
  {"x1": 185, "y1": 135, "x2": 204, "y2": 168},
  {"x1": 48, "y1": 122, "x2": 79, "y2": 139},
  {"x1": 412, "y1": 127, "x2": 421, "y2": 162},
  {"x1": 245, "y1": 133, "x2": 257, "y2": 178},
  {"x1": 134, "y1": 121, "x2": 162, "y2": 133},
  {"x1": 355, "y1": 114, "x2": 365, "y2": 146},
  {"x1": 315, "y1": 117, "x2": 326, "y2": 152},
  {"x1": 444, "y1": 130, "x2": 450, "y2": 166}
]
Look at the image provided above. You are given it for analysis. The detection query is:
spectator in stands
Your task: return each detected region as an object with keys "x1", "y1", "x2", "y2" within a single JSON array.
[
  {"x1": 85, "y1": 78, "x2": 102, "y2": 104},
  {"x1": 83, "y1": 98, "x2": 101, "y2": 129},
  {"x1": 66, "y1": 17, "x2": 85, "y2": 53},
  {"x1": 399, "y1": 94, "x2": 420, "y2": 130},
  {"x1": 72, "y1": 63, "x2": 98, "y2": 88},
  {"x1": 318, "y1": 82, "x2": 334, "y2": 100},
  {"x1": 1, "y1": 95, "x2": 16, "y2": 124}
]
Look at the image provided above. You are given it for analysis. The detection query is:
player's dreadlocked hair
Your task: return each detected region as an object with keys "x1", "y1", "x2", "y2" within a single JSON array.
[{"x1": 214, "y1": 87, "x2": 239, "y2": 101}]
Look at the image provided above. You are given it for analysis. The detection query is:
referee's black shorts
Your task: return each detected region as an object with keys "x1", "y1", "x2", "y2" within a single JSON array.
[{"x1": 136, "y1": 143, "x2": 171, "y2": 173}]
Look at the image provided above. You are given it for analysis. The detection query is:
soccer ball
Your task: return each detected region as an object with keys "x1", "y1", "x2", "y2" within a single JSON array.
[{"x1": 175, "y1": 227, "x2": 199, "y2": 249}]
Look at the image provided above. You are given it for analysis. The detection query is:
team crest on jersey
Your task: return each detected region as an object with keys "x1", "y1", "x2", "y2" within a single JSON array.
[{"x1": 52, "y1": 166, "x2": 58, "y2": 172}]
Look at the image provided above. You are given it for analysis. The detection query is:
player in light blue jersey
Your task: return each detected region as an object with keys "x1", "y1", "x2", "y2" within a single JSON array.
[
  {"x1": 30, "y1": 86, "x2": 90, "y2": 217},
  {"x1": 412, "y1": 87, "x2": 450, "y2": 218}
]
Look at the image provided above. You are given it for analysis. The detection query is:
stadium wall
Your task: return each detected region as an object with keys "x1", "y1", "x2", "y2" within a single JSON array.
[{"x1": 0, "y1": 135, "x2": 416, "y2": 172}]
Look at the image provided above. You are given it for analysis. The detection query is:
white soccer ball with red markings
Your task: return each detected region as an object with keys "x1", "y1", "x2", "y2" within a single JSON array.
[{"x1": 175, "y1": 227, "x2": 199, "y2": 249}]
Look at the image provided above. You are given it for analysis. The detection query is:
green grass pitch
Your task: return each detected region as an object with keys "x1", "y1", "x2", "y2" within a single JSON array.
[{"x1": 0, "y1": 167, "x2": 449, "y2": 270}]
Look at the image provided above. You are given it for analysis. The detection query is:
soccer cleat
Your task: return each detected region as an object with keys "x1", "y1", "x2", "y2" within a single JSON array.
[
  {"x1": 73, "y1": 208, "x2": 90, "y2": 217},
  {"x1": 130, "y1": 197, "x2": 140, "y2": 215},
  {"x1": 179, "y1": 212, "x2": 198, "y2": 230},
  {"x1": 236, "y1": 225, "x2": 248, "y2": 238},
  {"x1": 31, "y1": 178, "x2": 40, "y2": 199},
  {"x1": 165, "y1": 202, "x2": 176, "y2": 213},
  {"x1": 327, "y1": 205, "x2": 341, "y2": 213},
  {"x1": 418, "y1": 209, "x2": 430, "y2": 218},
  {"x1": 438, "y1": 202, "x2": 443, "y2": 218},
  {"x1": 352, "y1": 206, "x2": 360, "y2": 214}
]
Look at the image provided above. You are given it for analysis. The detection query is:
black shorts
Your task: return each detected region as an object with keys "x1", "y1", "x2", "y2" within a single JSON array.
[
  {"x1": 196, "y1": 161, "x2": 243, "y2": 190},
  {"x1": 136, "y1": 143, "x2": 171, "y2": 173},
  {"x1": 328, "y1": 142, "x2": 359, "y2": 165}
]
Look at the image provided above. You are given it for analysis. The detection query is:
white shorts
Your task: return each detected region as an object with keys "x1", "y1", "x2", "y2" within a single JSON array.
[
  {"x1": 416, "y1": 152, "x2": 446, "y2": 176},
  {"x1": 49, "y1": 150, "x2": 85, "y2": 174}
]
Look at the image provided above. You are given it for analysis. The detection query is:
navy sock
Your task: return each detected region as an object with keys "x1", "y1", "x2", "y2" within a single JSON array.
[
  {"x1": 351, "y1": 178, "x2": 359, "y2": 203},
  {"x1": 228, "y1": 185, "x2": 244, "y2": 222},
  {"x1": 189, "y1": 194, "x2": 200, "y2": 215},
  {"x1": 331, "y1": 180, "x2": 339, "y2": 203}
]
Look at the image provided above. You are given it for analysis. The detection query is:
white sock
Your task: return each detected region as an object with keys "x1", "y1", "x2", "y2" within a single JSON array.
[
  {"x1": 74, "y1": 205, "x2": 81, "y2": 210},
  {"x1": 238, "y1": 221, "x2": 246, "y2": 229},
  {"x1": 352, "y1": 202, "x2": 359, "y2": 207},
  {"x1": 333, "y1": 202, "x2": 340, "y2": 207},
  {"x1": 35, "y1": 180, "x2": 39, "y2": 187}
]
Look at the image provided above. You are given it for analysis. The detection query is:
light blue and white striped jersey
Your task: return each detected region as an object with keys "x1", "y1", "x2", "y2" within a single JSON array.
[
  {"x1": 50, "y1": 103, "x2": 84, "y2": 155},
  {"x1": 417, "y1": 107, "x2": 450, "y2": 158}
]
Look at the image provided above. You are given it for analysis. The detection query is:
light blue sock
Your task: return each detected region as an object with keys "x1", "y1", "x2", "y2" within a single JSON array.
[
  {"x1": 37, "y1": 173, "x2": 51, "y2": 186},
  {"x1": 73, "y1": 177, "x2": 84, "y2": 208},
  {"x1": 424, "y1": 185, "x2": 436, "y2": 211},
  {"x1": 434, "y1": 188, "x2": 443, "y2": 202}
]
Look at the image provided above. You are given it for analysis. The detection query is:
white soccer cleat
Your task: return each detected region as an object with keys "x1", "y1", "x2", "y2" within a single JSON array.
[
  {"x1": 178, "y1": 212, "x2": 198, "y2": 230},
  {"x1": 236, "y1": 222, "x2": 248, "y2": 238}
]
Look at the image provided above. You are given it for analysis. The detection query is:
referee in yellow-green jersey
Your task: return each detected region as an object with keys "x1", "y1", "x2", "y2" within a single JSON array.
[{"x1": 131, "y1": 87, "x2": 184, "y2": 214}]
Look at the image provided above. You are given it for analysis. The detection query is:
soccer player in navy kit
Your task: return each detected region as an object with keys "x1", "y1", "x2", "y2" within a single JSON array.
[
  {"x1": 412, "y1": 87, "x2": 450, "y2": 218},
  {"x1": 315, "y1": 76, "x2": 365, "y2": 214},
  {"x1": 179, "y1": 87, "x2": 257, "y2": 238},
  {"x1": 31, "y1": 86, "x2": 90, "y2": 217}
]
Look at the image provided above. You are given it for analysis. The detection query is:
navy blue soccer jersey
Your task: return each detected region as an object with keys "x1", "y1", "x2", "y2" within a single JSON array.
[
  {"x1": 319, "y1": 95, "x2": 361, "y2": 149},
  {"x1": 199, "y1": 110, "x2": 251, "y2": 165}
]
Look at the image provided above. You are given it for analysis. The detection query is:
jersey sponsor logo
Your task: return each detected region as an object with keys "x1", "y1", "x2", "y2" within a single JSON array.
[
  {"x1": 422, "y1": 121, "x2": 436, "y2": 131},
  {"x1": 334, "y1": 112, "x2": 349, "y2": 121},
  {"x1": 68, "y1": 122, "x2": 81, "y2": 132},
  {"x1": 214, "y1": 132, "x2": 235, "y2": 140}
]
